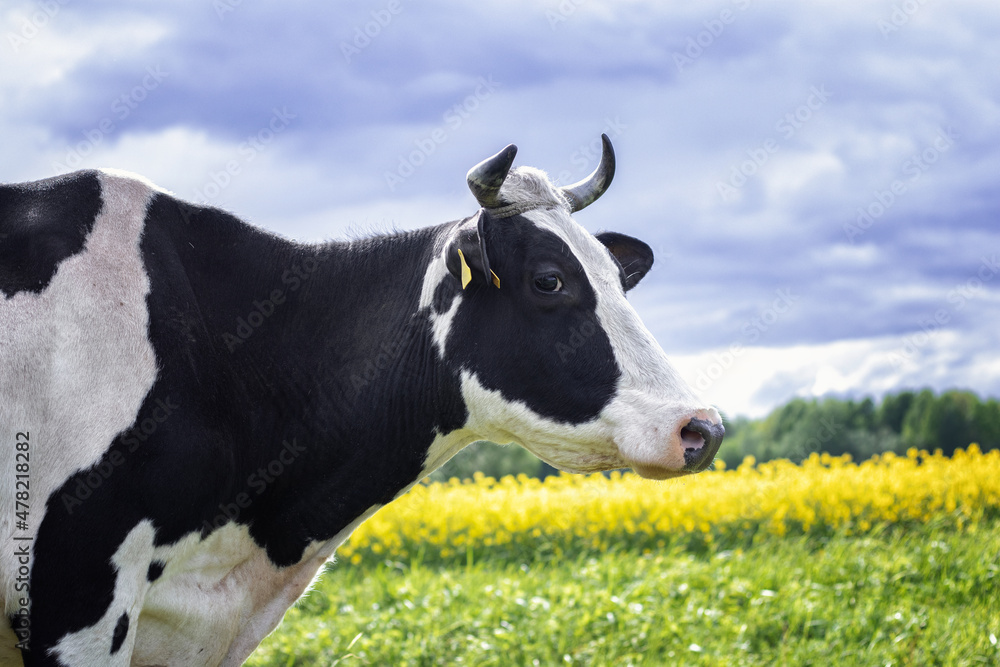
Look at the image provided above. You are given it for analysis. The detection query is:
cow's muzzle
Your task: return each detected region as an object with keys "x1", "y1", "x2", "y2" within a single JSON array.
[{"x1": 680, "y1": 418, "x2": 725, "y2": 472}]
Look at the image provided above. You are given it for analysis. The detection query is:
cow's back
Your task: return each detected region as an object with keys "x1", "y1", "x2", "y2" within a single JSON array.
[{"x1": 0, "y1": 170, "x2": 159, "y2": 637}]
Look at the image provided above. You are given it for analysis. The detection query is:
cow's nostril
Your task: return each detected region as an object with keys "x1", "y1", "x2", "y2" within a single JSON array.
[
  {"x1": 680, "y1": 418, "x2": 725, "y2": 471},
  {"x1": 680, "y1": 426, "x2": 706, "y2": 451}
]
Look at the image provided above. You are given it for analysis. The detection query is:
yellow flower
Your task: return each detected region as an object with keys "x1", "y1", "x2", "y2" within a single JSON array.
[{"x1": 338, "y1": 447, "x2": 1000, "y2": 563}]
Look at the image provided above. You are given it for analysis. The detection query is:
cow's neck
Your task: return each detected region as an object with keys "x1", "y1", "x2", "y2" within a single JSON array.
[{"x1": 172, "y1": 208, "x2": 469, "y2": 565}]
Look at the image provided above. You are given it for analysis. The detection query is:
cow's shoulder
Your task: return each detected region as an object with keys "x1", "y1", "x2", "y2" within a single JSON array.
[{"x1": 0, "y1": 170, "x2": 104, "y2": 296}]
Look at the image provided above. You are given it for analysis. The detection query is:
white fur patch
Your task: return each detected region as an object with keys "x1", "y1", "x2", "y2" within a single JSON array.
[
  {"x1": 429, "y1": 296, "x2": 461, "y2": 357},
  {"x1": 459, "y1": 371, "x2": 623, "y2": 474},
  {"x1": 417, "y1": 242, "x2": 464, "y2": 357},
  {"x1": 417, "y1": 247, "x2": 450, "y2": 312},
  {"x1": 0, "y1": 170, "x2": 158, "y2": 618},
  {"x1": 218, "y1": 508, "x2": 380, "y2": 667},
  {"x1": 122, "y1": 506, "x2": 382, "y2": 666}
]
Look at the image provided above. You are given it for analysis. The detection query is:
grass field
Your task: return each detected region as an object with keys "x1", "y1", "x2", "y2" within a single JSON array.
[{"x1": 247, "y1": 448, "x2": 1000, "y2": 666}]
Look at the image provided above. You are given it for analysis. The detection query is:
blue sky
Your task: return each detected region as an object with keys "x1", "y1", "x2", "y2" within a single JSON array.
[{"x1": 3, "y1": 0, "x2": 998, "y2": 417}]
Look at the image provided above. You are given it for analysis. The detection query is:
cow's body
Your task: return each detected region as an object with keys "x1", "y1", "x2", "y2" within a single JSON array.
[{"x1": 1, "y1": 139, "x2": 723, "y2": 665}]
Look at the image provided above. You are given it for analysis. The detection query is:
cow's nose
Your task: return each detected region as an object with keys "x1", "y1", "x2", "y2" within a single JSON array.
[{"x1": 679, "y1": 418, "x2": 725, "y2": 471}]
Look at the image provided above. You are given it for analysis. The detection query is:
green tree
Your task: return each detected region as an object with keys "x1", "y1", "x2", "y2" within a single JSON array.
[
  {"x1": 878, "y1": 390, "x2": 915, "y2": 433},
  {"x1": 972, "y1": 398, "x2": 1000, "y2": 450},
  {"x1": 902, "y1": 390, "x2": 981, "y2": 455},
  {"x1": 428, "y1": 441, "x2": 543, "y2": 482},
  {"x1": 901, "y1": 389, "x2": 937, "y2": 449}
]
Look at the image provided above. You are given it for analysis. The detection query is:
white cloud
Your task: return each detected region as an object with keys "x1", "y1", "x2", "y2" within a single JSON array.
[
  {"x1": 1, "y1": 5, "x2": 170, "y2": 89},
  {"x1": 672, "y1": 328, "x2": 1000, "y2": 419}
]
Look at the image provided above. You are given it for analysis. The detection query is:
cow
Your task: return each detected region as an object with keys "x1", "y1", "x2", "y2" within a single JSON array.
[{"x1": 0, "y1": 134, "x2": 724, "y2": 666}]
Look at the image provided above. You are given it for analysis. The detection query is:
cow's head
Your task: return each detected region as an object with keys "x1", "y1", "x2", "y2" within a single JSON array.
[{"x1": 424, "y1": 135, "x2": 723, "y2": 479}]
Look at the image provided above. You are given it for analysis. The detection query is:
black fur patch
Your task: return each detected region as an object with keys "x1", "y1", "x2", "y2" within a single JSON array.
[
  {"x1": 0, "y1": 171, "x2": 102, "y2": 297},
  {"x1": 147, "y1": 561, "x2": 165, "y2": 582},
  {"x1": 110, "y1": 613, "x2": 129, "y2": 654},
  {"x1": 445, "y1": 215, "x2": 620, "y2": 423}
]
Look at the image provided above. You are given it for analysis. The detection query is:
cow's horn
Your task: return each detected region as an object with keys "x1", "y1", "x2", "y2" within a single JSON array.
[
  {"x1": 562, "y1": 134, "x2": 616, "y2": 212},
  {"x1": 467, "y1": 143, "x2": 517, "y2": 208}
]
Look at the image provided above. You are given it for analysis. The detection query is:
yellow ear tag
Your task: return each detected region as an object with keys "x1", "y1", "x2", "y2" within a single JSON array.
[
  {"x1": 490, "y1": 270, "x2": 501, "y2": 289},
  {"x1": 457, "y1": 248, "x2": 472, "y2": 289}
]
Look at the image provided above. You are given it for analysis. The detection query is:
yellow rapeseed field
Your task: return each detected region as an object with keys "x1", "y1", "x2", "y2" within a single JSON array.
[{"x1": 339, "y1": 446, "x2": 1000, "y2": 564}]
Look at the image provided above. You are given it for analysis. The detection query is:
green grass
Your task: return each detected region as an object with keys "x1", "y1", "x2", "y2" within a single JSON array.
[{"x1": 248, "y1": 520, "x2": 1000, "y2": 666}]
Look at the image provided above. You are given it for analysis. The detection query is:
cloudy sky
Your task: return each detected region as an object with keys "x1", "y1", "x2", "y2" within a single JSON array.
[{"x1": 2, "y1": 0, "x2": 998, "y2": 418}]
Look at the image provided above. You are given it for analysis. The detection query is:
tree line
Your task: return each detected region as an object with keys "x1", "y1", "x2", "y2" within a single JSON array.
[{"x1": 717, "y1": 388, "x2": 1000, "y2": 469}]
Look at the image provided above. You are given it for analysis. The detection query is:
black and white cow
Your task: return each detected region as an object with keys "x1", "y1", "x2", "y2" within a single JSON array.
[{"x1": 0, "y1": 135, "x2": 723, "y2": 666}]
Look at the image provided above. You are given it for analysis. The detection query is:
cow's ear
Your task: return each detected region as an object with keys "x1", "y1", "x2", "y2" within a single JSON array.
[
  {"x1": 595, "y1": 232, "x2": 654, "y2": 291},
  {"x1": 445, "y1": 209, "x2": 500, "y2": 289}
]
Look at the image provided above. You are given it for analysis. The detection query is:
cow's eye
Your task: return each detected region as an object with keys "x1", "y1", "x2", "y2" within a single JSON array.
[{"x1": 534, "y1": 274, "x2": 563, "y2": 292}]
